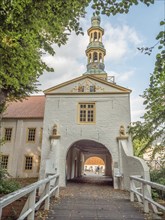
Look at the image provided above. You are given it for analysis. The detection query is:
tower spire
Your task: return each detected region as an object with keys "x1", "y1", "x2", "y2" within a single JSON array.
[{"x1": 84, "y1": 16, "x2": 107, "y2": 80}]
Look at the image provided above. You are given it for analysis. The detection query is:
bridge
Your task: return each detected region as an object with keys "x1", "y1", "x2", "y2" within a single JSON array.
[{"x1": 0, "y1": 174, "x2": 165, "y2": 220}]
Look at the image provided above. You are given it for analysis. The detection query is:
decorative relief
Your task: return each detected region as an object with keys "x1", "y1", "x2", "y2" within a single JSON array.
[
  {"x1": 70, "y1": 79, "x2": 104, "y2": 93},
  {"x1": 49, "y1": 124, "x2": 60, "y2": 140}
]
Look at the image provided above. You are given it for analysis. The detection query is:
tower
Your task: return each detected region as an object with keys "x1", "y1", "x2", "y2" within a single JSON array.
[{"x1": 84, "y1": 16, "x2": 107, "y2": 80}]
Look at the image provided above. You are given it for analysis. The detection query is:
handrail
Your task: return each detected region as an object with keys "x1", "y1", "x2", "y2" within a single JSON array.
[
  {"x1": 130, "y1": 175, "x2": 165, "y2": 214},
  {"x1": 0, "y1": 174, "x2": 59, "y2": 220}
]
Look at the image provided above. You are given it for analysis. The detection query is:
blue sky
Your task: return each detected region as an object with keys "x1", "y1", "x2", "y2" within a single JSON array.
[{"x1": 38, "y1": 1, "x2": 165, "y2": 122}]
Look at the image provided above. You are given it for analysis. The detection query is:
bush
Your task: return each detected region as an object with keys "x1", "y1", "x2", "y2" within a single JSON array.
[
  {"x1": 0, "y1": 179, "x2": 21, "y2": 194},
  {"x1": 0, "y1": 166, "x2": 20, "y2": 194},
  {"x1": 150, "y1": 167, "x2": 165, "y2": 200}
]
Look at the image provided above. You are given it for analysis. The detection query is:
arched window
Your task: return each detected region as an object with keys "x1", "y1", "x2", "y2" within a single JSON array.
[
  {"x1": 93, "y1": 52, "x2": 98, "y2": 62},
  {"x1": 90, "y1": 33, "x2": 93, "y2": 42},
  {"x1": 98, "y1": 32, "x2": 101, "y2": 41},
  {"x1": 89, "y1": 53, "x2": 92, "y2": 63},
  {"x1": 99, "y1": 53, "x2": 102, "y2": 62},
  {"x1": 94, "y1": 32, "x2": 97, "y2": 41}
]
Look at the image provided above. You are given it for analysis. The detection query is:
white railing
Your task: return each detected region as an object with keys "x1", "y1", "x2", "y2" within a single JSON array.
[
  {"x1": 0, "y1": 174, "x2": 59, "y2": 220},
  {"x1": 130, "y1": 175, "x2": 165, "y2": 214}
]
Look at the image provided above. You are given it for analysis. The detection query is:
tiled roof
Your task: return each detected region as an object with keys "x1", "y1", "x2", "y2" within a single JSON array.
[{"x1": 3, "y1": 96, "x2": 45, "y2": 119}]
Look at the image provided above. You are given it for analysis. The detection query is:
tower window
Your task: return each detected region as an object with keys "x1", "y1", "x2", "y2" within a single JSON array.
[
  {"x1": 78, "y1": 103, "x2": 96, "y2": 124},
  {"x1": 94, "y1": 32, "x2": 97, "y2": 41},
  {"x1": 99, "y1": 53, "x2": 103, "y2": 62},
  {"x1": 99, "y1": 32, "x2": 101, "y2": 41},
  {"x1": 4, "y1": 128, "x2": 12, "y2": 141},
  {"x1": 93, "y1": 52, "x2": 98, "y2": 62}
]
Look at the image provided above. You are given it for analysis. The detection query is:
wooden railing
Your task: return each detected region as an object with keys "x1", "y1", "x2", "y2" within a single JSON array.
[
  {"x1": 0, "y1": 174, "x2": 59, "y2": 220},
  {"x1": 130, "y1": 175, "x2": 165, "y2": 214}
]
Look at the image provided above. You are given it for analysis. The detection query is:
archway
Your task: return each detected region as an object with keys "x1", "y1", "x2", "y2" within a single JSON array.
[
  {"x1": 66, "y1": 139, "x2": 113, "y2": 183},
  {"x1": 84, "y1": 156, "x2": 105, "y2": 175}
]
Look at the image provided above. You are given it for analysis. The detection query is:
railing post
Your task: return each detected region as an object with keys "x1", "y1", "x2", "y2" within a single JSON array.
[
  {"x1": 0, "y1": 207, "x2": 2, "y2": 220},
  {"x1": 142, "y1": 182, "x2": 149, "y2": 213},
  {"x1": 130, "y1": 178, "x2": 134, "y2": 202},
  {"x1": 27, "y1": 189, "x2": 36, "y2": 220},
  {"x1": 55, "y1": 176, "x2": 60, "y2": 198},
  {"x1": 44, "y1": 180, "x2": 51, "y2": 210}
]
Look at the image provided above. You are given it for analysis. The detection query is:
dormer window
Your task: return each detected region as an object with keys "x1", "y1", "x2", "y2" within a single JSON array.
[
  {"x1": 78, "y1": 85, "x2": 84, "y2": 92},
  {"x1": 90, "y1": 85, "x2": 96, "y2": 92}
]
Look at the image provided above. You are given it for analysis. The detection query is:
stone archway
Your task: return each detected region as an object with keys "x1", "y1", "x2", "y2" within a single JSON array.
[{"x1": 66, "y1": 139, "x2": 112, "y2": 182}]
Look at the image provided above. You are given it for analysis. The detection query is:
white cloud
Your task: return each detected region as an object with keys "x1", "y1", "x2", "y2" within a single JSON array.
[
  {"x1": 130, "y1": 96, "x2": 145, "y2": 122},
  {"x1": 108, "y1": 70, "x2": 134, "y2": 83},
  {"x1": 104, "y1": 23, "x2": 142, "y2": 62}
]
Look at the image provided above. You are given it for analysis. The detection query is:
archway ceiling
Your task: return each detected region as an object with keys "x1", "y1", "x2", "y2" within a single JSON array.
[{"x1": 72, "y1": 139, "x2": 110, "y2": 155}]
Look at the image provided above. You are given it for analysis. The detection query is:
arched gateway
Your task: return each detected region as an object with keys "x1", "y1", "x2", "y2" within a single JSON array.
[
  {"x1": 66, "y1": 139, "x2": 112, "y2": 181},
  {"x1": 39, "y1": 16, "x2": 150, "y2": 190}
]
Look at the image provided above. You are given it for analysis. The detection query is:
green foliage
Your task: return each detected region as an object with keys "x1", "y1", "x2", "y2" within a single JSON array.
[
  {"x1": 92, "y1": 0, "x2": 154, "y2": 16},
  {"x1": 150, "y1": 167, "x2": 165, "y2": 200},
  {"x1": 0, "y1": 0, "x2": 162, "y2": 114},
  {"x1": 132, "y1": 138, "x2": 150, "y2": 158},
  {"x1": 0, "y1": 0, "x2": 90, "y2": 113},
  {"x1": 129, "y1": 19, "x2": 165, "y2": 152},
  {"x1": 0, "y1": 179, "x2": 20, "y2": 194}
]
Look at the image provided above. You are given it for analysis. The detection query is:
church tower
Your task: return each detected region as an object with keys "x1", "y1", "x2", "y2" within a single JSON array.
[{"x1": 84, "y1": 16, "x2": 107, "y2": 81}]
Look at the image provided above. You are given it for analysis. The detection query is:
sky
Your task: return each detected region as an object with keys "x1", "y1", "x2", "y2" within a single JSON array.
[{"x1": 38, "y1": 0, "x2": 165, "y2": 122}]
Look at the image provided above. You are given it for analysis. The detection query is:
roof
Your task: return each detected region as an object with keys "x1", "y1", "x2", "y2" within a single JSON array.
[
  {"x1": 44, "y1": 74, "x2": 131, "y2": 94},
  {"x1": 3, "y1": 96, "x2": 45, "y2": 119}
]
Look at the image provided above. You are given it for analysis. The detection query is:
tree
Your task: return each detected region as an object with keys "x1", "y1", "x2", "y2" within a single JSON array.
[
  {"x1": 0, "y1": 0, "x2": 90, "y2": 114},
  {"x1": 0, "y1": 0, "x2": 160, "y2": 115},
  {"x1": 129, "y1": 20, "x2": 165, "y2": 154}
]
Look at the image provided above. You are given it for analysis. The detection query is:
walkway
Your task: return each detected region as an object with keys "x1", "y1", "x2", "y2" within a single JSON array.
[{"x1": 42, "y1": 175, "x2": 152, "y2": 220}]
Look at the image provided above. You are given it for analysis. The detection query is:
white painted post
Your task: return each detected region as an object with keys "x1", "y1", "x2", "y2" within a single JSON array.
[
  {"x1": 142, "y1": 183, "x2": 149, "y2": 213},
  {"x1": 44, "y1": 181, "x2": 50, "y2": 210},
  {"x1": 27, "y1": 189, "x2": 36, "y2": 220},
  {"x1": 0, "y1": 207, "x2": 2, "y2": 220},
  {"x1": 55, "y1": 176, "x2": 60, "y2": 197},
  {"x1": 130, "y1": 178, "x2": 134, "y2": 202}
]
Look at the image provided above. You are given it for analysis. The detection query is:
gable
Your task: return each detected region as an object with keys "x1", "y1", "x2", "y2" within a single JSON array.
[{"x1": 44, "y1": 75, "x2": 131, "y2": 95}]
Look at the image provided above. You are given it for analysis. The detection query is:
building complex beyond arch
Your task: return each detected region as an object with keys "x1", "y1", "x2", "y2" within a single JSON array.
[{"x1": 66, "y1": 139, "x2": 113, "y2": 182}]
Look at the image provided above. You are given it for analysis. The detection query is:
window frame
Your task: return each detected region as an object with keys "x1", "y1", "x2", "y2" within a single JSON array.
[
  {"x1": 77, "y1": 102, "x2": 96, "y2": 124},
  {"x1": 27, "y1": 128, "x2": 36, "y2": 142},
  {"x1": 24, "y1": 155, "x2": 33, "y2": 171},
  {"x1": 0, "y1": 155, "x2": 9, "y2": 169},
  {"x1": 4, "y1": 128, "x2": 12, "y2": 142}
]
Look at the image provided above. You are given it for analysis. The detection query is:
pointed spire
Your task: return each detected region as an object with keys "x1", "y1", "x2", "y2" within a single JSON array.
[{"x1": 84, "y1": 16, "x2": 107, "y2": 80}]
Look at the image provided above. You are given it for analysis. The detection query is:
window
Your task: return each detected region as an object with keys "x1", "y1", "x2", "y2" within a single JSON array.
[
  {"x1": 78, "y1": 85, "x2": 85, "y2": 92},
  {"x1": 78, "y1": 103, "x2": 95, "y2": 123},
  {"x1": 25, "y1": 156, "x2": 33, "y2": 170},
  {"x1": 27, "y1": 128, "x2": 36, "y2": 142},
  {"x1": 4, "y1": 128, "x2": 12, "y2": 141},
  {"x1": 90, "y1": 85, "x2": 96, "y2": 92},
  {"x1": 0, "y1": 155, "x2": 9, "y2": 169}
]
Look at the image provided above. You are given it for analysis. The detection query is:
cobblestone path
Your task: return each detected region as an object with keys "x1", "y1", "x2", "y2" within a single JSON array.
[{"x1": 38, "y1": 175, "x2": 155, "y2": 220}]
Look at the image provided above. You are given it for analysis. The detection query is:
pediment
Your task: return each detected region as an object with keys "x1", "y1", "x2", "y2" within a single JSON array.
[{"x1": 44, "y1": 75, "x2": 131, "y2": 94}]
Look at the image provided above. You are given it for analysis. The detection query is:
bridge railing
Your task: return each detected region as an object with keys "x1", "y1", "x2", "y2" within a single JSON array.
[
  {"x1": 130, "y1": 175, "x2": 165, "y2": 214},
  {"x1": 0, "y1": 174, "x2": 59, "y2": 220}
]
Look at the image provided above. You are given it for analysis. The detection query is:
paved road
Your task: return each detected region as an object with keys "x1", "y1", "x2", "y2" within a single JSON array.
[{"x1": 43, "y1": 175, "x2": 153, "y2": 220}]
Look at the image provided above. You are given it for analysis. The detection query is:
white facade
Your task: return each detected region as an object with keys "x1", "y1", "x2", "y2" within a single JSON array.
[
  {"x1": 39, "y1": 75, "x2": 145, "y2": 189},
  {"x1": 1, "y1": 118, "x2": 42, "y2": 178}
]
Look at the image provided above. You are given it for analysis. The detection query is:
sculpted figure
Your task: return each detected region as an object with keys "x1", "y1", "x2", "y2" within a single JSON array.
[
  {"x1": 120, "y1": 125, "x2": 125, "y2": 136},
  {"x1": 52, "y1": 124, "x2": 57, "y2": 136}
]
